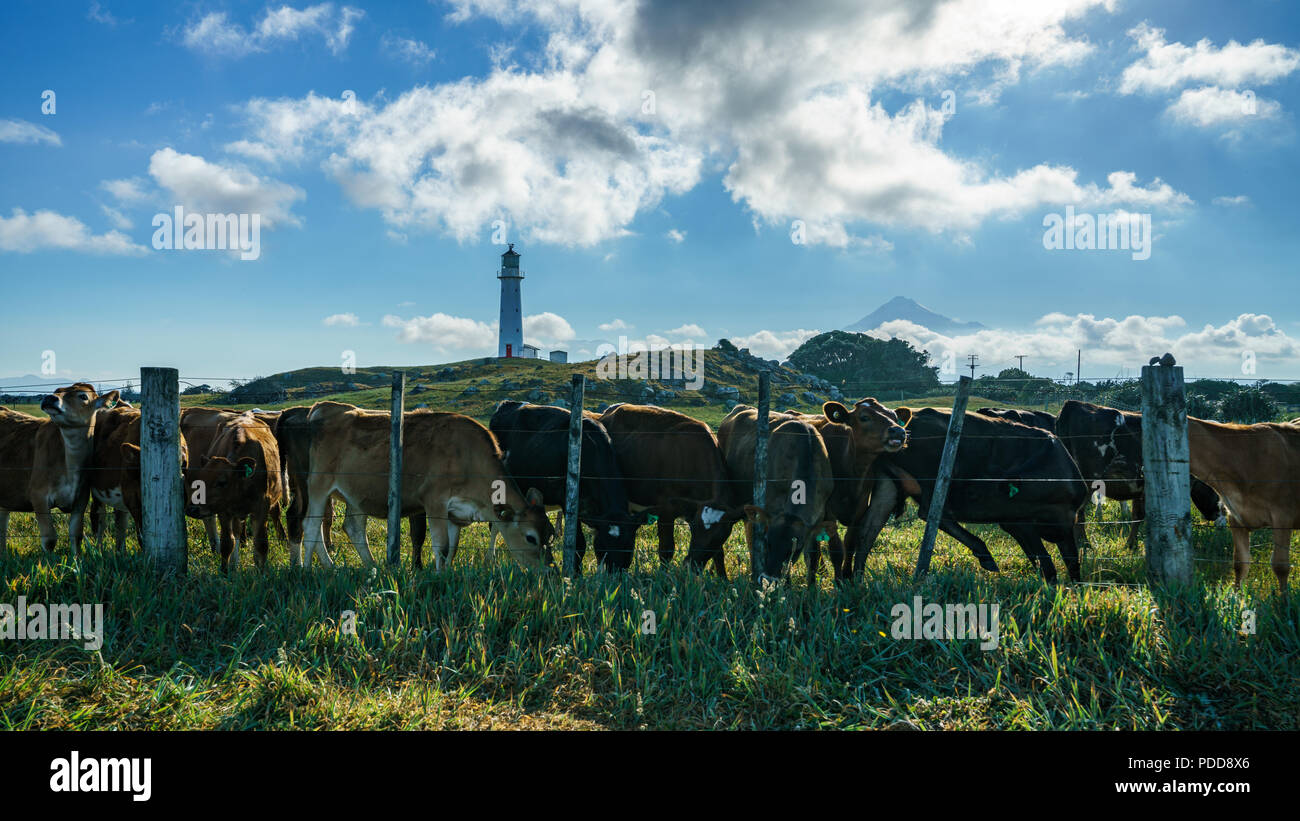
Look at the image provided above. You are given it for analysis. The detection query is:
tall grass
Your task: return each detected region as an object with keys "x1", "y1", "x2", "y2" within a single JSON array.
[{"x1": 1, "y1": 505, "x2": 1296, "y2": 730}]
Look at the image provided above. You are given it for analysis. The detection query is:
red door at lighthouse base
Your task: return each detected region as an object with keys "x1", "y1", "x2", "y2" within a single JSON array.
[{"x1": 505, "y1": 344, "x2": 512, "y2": 358}]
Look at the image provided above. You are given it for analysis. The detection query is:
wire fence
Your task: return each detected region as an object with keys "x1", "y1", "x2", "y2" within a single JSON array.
[{"x1": 2, "y1": 373, "x2": 1296, "y2": 579}]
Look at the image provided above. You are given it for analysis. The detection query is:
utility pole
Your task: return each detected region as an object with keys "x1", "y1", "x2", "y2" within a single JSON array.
[
  {"x1": 1077, "y1": 349, "x2": 1082, "y2": 386},
  {"x1": 966, "y1": 354, "x2": 979, "y2": 380},
  {"x1": 1014, "y1": 355, "x2": 1026, "y2": 371}
]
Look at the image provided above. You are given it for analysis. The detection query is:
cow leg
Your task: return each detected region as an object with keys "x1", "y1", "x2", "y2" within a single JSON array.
[
  {"x1": 427, "y1": 513, "x2": 451, "y2": 571},
  {"x1": 218, "y1": 515, "x2": 237, "y2": 574},
  {"x1": 1001, "y1": 523, "x2": 1057, "y2": 583},
  {"x1": 658, "y1": 515, "x2": 676, "y2": 565},
  {"x1": 342, "y1": 504, "x2": 375, "y2": 567},
  {"x1": 572, "y1": 525, "x2": 587, "y2": 577},
  {"x1": 301, "y1": 490, "x2": 335, "y2": 570},
  {"x1": 1125, "y1": 497, "x2": 1144, "y2": 551},
  {"x1": 1231, "y1": 526, "x2": 1252, "y2": 588},
  {"x1": 68, "y1": 495, "x2": 90, "y2": 558},
  {"x1": 411, "y1": 514, "x2": 427, "y2": 569},
  {"x1": 825, "y1": 522, "x2": 847, "y2": 583},
  {"x1": 34, "y1": 502, "x2": 57, "y2": 554},
  {"x1": 1270, "y1": 528, "x2": 1290, "y2": 592},
  {"x1": 113, "y1": 508, "x2": 129, "y2": 551},
  {"x1": 853, "y1": 478, "x2": 899, "y2": 581},
  {"x1": 203, "y1": 515, "x2": 219, "y2": 553},
  {"x1": 446, "y1": 520, "x2": 462, "y2": 564},
  {"x1": 252, "y1": 509, "x2": 273, "y2": 570},
  {"x1": 938, "y1": 518, "x2": 1001, "y2": 574}
]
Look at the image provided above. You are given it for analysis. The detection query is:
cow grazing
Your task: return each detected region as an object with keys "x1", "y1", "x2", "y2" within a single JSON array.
[
  {"x1": 0, "y1": 383, "x2": 121, "y2": 557},
  {"x1": 597, "y1": 403, "x2": 739, "y2": 577},
  {"x1": 1056, "y1": 400, "x2": 1225, "y2": 550},
  {"x1": 300, "y1": 401, "x2": 551, "y2": 570},
  {"x1": 1187, "y1": 417, "x2": 1300, "y2": 590},
  {"x1": 490, "y1": 401, "x2": 641, "y2": 573},
  {"x1": 781, "y1": 399, "x2": 908, "y2": 581},
  {"x1": 184, "y1": 411, "x2": 285, "y2": 572},
  {"x1": 863, "y1": 407, "x2": 1089, "y2": 583},
  {"x1": 274, "y1": 404, "x2": 430, "y2": 568},
  {"x1": 718, "y1": 405, "x2": 833, "y2": 581}
]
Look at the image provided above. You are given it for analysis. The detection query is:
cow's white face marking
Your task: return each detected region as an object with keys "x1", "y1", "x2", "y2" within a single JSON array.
[
  {"x1": 1114, "y1": 413, "x2": 1125, "y2": 427},
  {"x1": 701, "y1": 506, "x2": 724, "y2": 529},
  {"x1": 608, "y1": 525, "x2": 619, "y2": 538}
]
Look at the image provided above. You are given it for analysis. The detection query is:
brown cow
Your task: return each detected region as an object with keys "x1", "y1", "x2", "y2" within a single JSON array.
[
  {"x1": 274, "y1": 404, "x2": 427, "y2": 568},
  {"x1": 87, "y1": 406, "x2": 191, "y2": 549},
  {"x1": 597, "y1": 403, "x2": 740, "y2": 577},
  {"x1": 0, "y1": 383, "x2": 121, "y2": 557},
  {"x1": 181, "y1": 407, "x2": 244, "y2": 553},
  {"x1": 718, "y1": 405, "x2": 834, "y2": 581},
  {"x1": 778, "y1": 400, "x2": 908, "y2": 580},
  {"x1": 300, "y1": 401, "x2": 551, "y2": 570},
  {"x1": 184, "y1": 411, "x2": 285, "y2": 572},
  {"x1": 1187, "y1": 417, "x2": 1300, "y2": 590}
]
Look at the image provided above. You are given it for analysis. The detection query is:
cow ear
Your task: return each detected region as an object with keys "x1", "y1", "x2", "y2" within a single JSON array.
[
  {"x1": 237, "y1": 457, "x2": 257, "y2": 479},
  {"x1": 494, "y1": 504, "x2": 516, "y2": 522},
  {"x1": 894, "y1": 406, "x2": 912, "y2": 426},
  {"x1": 94, "y1": 390, "x2": 121, "y2": 410},
  {"x1": 524, "y1": 487, "x2": 544, "y2": 508},
  {"x1": 120, "y1": 442, "x2": 140, "y2": 466},
  {"x1": 823, "y1": 401, "x2": 849, "y2": 423}
]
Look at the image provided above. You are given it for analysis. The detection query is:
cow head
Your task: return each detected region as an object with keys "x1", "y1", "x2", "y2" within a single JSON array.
[
  {"x1": 40, "y1": 383, "x2": 120, "y2": 428},
  {"x1": 744, "y1": 505, "x2": 814, "y2": 580},
  {"x1": 823, "y1": 398, "x2": 907, "y2": 455},
  {"x1": 184, "y1": 454, "x2": 260, "y2": 517},
  {"x1": 493, "y1": 486, "x2": 554, "y2": 569}
]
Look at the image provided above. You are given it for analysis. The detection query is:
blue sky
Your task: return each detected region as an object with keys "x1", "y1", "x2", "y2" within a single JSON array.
[{"x1": 2, "y1": 0, "x2": 1298, "y2": 388}]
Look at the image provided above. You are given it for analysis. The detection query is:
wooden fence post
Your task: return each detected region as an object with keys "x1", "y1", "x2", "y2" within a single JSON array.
[
  {"x1": 751, "y1": 372, "x2": 771, "y2": 581},
  {"x1": 563, "y1": 374, "x2": 585, "y2": 577},
  {"x1": 914, "y1": 375, "x2": 972, "y2": 580},
  {"x1": 140, "y1": 367, "x2": 186, "y2": 575},
  {"x1": 1140, "y1": 364, "x2": 1193, "y2": 585},
  {"x1": 387, "y1": 371, "x2": 405, "y2": 567}
]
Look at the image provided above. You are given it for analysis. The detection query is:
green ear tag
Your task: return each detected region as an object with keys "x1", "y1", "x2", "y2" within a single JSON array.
[
  {"x1": 817, "y1": 530, "x2": 828, "y2": 542},
  {"x1": 1008, "y1": 483, "x2": 1019, "y2": 499},
  {"x1": 647, "y1": 514, "x2": 658, "y2": 524},
  {"x1": 244, "y1": 464, "x2": 254, "y2": 479}
]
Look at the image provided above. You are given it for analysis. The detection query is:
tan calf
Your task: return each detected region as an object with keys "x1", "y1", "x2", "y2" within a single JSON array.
[
  {"x1": 1187, "y1": 417, "x2": 1300, "y2": 590},
  {"x1": 301, "y1": 401, "x2": 550, "y2": 570}
]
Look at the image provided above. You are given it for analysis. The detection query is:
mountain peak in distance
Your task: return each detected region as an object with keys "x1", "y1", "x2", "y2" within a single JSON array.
[{"x1": 843, "y1": 296, "x2": 986, "y2": 335}]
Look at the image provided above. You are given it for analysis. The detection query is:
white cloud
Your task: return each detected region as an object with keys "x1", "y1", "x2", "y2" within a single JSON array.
[
  {"x1": 383, "y1": 310, "x2": 575, "y2": 354},
  {"x1": 0, "y1": 208, "x2": 145, "y2": 255},
  {"x1": 88, "y1": 2, "x2": 123, "y2": 26},
  {"x1": 1165, "y1": 86, "x2": 1280, "y2": 128},
  {"x1": 1212, "y1": 194, "x2": 1250, "y2": 207},
  {"x1": 863, "y1": 312, "x2": 1299, "y2": 377},
  {"x1": 599, "y1": 318, "x2": 631, "y2": 332},
  {"x1": 664, "y1": 323, "x2": 706, "y2": 340},
  {"x1": 729, "y1": 328, "x2": 822, "y2": 359},
  {"x1": 322, "y1": 312, "x2": 360, "y2": 327},
  {"x1": 383, "y1": 312, "x2": 496, "y2": 352},
  {"x1": 100, "y1": 204, "x2": 132, "y2": 230},
  {"x1": 524, "y1": 311, "x2": 575, "y2": 344},
  {"x1": 180, "y1": 4, "x2": 363, "y2": 58},
  {"x1": 382, "y1": 34, "x2": 436, "y2": 65},
  {"x1": 229, "y1": 0, "x2": 1181, "y2": 247},
  {"x1": 147, "y1": 148, "x2": 304, "y2": 228},
  {"x1": 665, "y1": 228, "x2": 685, "y2": 243},
  {"x1": 1119, "y1": 23, "x2": 1300, "y2": 94},
  {"x1": 0, "y1": 119, "x2": 61, "y2": 146},
  {"x1": 100, "y1": 177, "x2": 150, "y2": 204}
]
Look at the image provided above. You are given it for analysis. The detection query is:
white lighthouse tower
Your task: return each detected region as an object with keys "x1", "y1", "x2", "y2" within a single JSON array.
[{"x1": 497, "y1": 243, "x2": 524, "y2": 358}]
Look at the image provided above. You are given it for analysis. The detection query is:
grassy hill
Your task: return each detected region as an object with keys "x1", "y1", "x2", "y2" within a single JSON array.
[{"x1": 4, "y1": 345, "x2": 1064, "y2": 426}]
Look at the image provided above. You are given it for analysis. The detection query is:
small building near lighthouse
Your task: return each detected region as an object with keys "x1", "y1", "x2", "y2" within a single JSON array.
[{"x1": 497, "y1": 243, "x2": 525, "y2": 358}]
